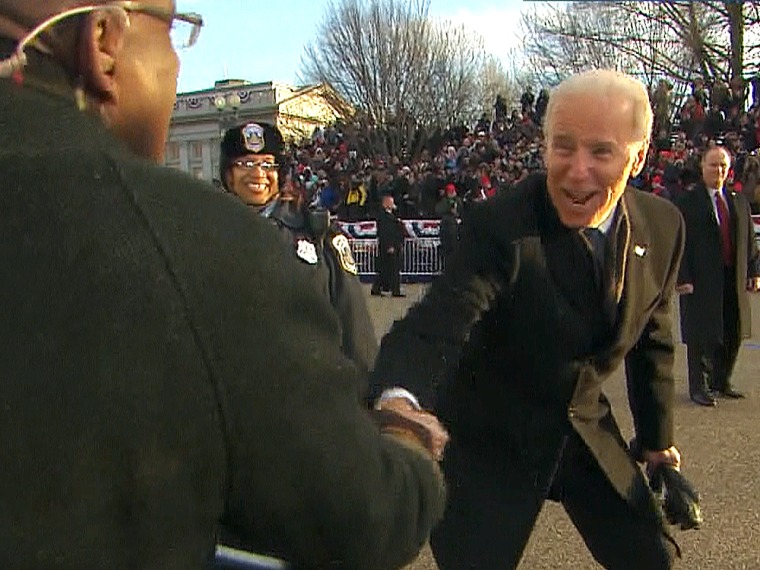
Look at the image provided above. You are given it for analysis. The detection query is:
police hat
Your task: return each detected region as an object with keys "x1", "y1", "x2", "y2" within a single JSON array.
[{"x1": 219, "y1": 121, "x2": 284, "y2": 183}]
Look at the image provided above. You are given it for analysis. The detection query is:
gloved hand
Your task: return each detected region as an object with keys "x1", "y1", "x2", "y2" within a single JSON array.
[
  {"x1": 649, "y1": 463, "x2": 703, "y2": 530},
  {"x1": 629, "y1": 438, "x2": 702, "y2": 531}
]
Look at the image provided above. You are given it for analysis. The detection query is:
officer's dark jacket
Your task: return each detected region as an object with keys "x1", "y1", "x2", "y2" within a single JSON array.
[
  {"x1": 0, "y1": 53, "x2": 444, "y2": 569},
  {"x1": 262, "y1": 200, "x2": 377, "y2": 376}
]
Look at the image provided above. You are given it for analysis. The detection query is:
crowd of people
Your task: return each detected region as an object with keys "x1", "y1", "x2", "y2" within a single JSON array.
[{"x1": 279, "y1": 79, "x2": 760, "y2": 223}]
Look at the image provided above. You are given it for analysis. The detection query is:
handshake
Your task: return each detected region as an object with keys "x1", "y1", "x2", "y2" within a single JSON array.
[{"x1": 370, "y1": 397, "x2": 449, "y2": 462}]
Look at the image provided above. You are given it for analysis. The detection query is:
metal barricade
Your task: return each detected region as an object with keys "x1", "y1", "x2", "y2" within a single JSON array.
[{"x1": 348, "y1": 238, "x2": 443, "y2": 280}]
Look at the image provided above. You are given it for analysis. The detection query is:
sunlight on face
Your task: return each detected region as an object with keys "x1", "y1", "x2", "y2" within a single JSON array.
[{"x1": 545, "y1": 92, "x2": 646, "y2": 228}]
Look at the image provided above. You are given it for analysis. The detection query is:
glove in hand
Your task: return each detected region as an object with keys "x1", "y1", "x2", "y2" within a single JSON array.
[{"x1": 649, "y1": 463, "x2": 703, "y2": 530}]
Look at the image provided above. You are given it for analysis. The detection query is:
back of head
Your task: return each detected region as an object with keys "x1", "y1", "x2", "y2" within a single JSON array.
[
  {"x1": 0, "y1": 1, "x2": 94, "y2": 40},
  {"x1": 544, "y1": 69, "x2": 653, "y2": 144}
]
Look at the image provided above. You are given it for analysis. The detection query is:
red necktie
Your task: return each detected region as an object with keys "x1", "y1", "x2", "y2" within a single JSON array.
[{"x1": 715, "y1": 192, "x2": 734, "y2": 266}]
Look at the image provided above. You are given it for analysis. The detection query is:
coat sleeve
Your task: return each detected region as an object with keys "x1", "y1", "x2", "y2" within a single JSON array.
[
  {"x1": 369, "y1": 203, "x2": 516, "y2": 409},
  {"x1": 673, "y1": 195, "x2": 693, "y2": 285},
  {"x1": 323, "y1": 230, "x2": 379, "y2": 377},
  {"x1": 742, "y1": 197, "x2": 760, "y2": 280},
  {"x1": 150, "y1": 190, "x2": 445, "y2": 570},
  {"x1": 625, "y1": 213, "x2": 685, "y2": 452}
]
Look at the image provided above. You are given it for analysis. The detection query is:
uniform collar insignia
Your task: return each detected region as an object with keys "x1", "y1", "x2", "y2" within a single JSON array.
[{"x1": 296, "y1": 239, "x2": 319, "y2": 264}]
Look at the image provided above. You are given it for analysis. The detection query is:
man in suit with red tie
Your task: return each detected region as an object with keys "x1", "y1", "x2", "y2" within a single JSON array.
[{"x1": 676, "y1": 146, "x2": 760, "y2": 406}]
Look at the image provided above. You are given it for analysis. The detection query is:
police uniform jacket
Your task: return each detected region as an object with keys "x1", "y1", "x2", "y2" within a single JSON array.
[
  {"x1": 0, "y1": 53, "x2": 444, "y2": 570},
  {"x1": 263, "y1": 200, "x2": 377, "y2": 376},
  {"x1": 676, "y1": 182, "x2": 760, "y2": 347},
  {"x1": 371, "y1": 173, "x2": 684, "y2": 526}
]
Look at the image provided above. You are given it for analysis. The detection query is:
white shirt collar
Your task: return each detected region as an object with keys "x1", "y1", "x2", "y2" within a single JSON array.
[{"x1": 587, "y1": 203, "x2": 617, "y2": 235}]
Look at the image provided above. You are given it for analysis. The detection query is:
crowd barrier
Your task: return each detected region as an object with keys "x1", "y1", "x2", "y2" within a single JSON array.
[
  {"x1": 344, "y1": 216, "x2": 760, "y2": 281},
  {"x1": 349, "y1": 238, "x2": 443, "y2": 280}
]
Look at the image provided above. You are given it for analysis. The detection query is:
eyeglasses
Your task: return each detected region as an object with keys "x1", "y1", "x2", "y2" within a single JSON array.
[
  {"x1": 118, "y1": 2, "x2": 203, "y2": 50},
  {"x1": 0, "y1": 1, "x2": 203, "y2": 79},
  {"x1": 231, "y1": 159, "x2": 280, "y2": 172}
]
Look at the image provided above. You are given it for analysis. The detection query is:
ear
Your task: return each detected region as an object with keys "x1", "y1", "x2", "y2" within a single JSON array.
[
  {"x1": 77, "y1": 7, "x2": 129, "y2": 101},
  {"x1": 630, "y1": 140, "x2": 649, "y2": 177}
]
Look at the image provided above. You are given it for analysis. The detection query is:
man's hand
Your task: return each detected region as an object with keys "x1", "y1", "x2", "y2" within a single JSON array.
[
  {"x1": 643, "y1": 445, "x2": 681, "y2": 471},
  {"x1": 372, "y1": 397, "x2": 449, "y2": 461},
  {"x1": 675, "y1": 283, "x2": 694, "y2": 295},
  {"x1": 747, "y1": 277, "x2": 760, "y2": 292}
]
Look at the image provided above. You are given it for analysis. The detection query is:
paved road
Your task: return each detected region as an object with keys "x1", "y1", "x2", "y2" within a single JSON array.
[{"x1": 364, "y1": 285, "x2": 760, "y2": 569}]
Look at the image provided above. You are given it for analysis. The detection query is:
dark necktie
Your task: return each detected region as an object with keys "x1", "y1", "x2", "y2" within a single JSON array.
[
  {"x1": 715, "y1": 192, "x2": 734, "y2": 266},
  {"x1": 581, "y1": 227, "x2": 606, "y2": 285}
]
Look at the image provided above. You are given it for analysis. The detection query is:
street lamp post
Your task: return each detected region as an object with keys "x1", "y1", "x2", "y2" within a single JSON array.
[{"x1": 214, "y1": 92, "x2": 242, "y2": 136}]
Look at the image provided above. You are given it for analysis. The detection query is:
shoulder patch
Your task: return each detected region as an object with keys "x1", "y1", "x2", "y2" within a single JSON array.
[
  {"x1": 295, "y1": 239, "x2": 319, "y2": 264},
  {"x1": 331, "y1": 234, "x2": 358, "y2": 275}
]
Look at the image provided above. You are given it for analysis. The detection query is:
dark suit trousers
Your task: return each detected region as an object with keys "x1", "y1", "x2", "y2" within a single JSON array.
[
  {"x1": 372, "y1": 251, "x2": 401, "y2": 295},
  {"x1": 687, "y1": 267, "x2": 740, "y2": 395},
  {"x1": 430, "y1": 433, "x2": 676, "y2": 570}
]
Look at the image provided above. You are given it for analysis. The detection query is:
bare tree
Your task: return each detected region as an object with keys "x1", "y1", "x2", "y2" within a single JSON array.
[
  {"x1": 521, "y1": 1, "x2": 760, "y2": 92},
  {"x1": 300, "y1": 0, "x2": 518, "y2": 158}
]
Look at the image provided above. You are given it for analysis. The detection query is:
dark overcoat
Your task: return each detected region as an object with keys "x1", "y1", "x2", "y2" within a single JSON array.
[
  {"x1": 676, "y1": 183, "x2": 760, "y2": 346},
  {"x1": 0, "y1": 61, "x2": 443, "y2": 569},
  {"x1": 371, "y1": 173, "x2": 684, "y2": 528}
]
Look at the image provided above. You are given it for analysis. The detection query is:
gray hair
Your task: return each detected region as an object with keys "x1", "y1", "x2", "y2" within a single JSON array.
[{"x1": 544, "y1": 69, "x2": 653, "y2": 144}]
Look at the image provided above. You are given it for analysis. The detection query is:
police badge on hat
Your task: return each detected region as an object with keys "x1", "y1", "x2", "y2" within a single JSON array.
[
  {"x1": 242, "y1": 123, "x2": 266, "y2": 153},
  {"x1": 331, "y1": 235, "x2": 358, "y2": 275},
  {"x1": 296, "y1": 239, "x2": 319, "y2": 264}
]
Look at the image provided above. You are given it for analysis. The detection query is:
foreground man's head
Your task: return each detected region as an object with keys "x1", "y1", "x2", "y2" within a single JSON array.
[
  {"x1": 0, "y1": 0, "x2": 201, "y2": 161},
  {"x1": 543, "y1": 69, "x2": 652, "y2": 228}
]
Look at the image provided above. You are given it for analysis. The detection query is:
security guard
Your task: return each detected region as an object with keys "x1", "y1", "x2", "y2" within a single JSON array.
[{"x1": 220, "y1": 122, "x2": 377, "y2": 376}]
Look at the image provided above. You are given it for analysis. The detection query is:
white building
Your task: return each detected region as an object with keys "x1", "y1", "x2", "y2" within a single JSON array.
[{"x1": 165, "y1": 79, "x2": 350, "y2": 182}]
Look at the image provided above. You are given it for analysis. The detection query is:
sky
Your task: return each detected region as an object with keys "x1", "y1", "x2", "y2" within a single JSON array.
[{"x1": 175, "y1": 0, "x2": 535, "y2": 93}]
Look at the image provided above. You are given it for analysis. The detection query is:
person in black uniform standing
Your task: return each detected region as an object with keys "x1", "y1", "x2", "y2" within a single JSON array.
[
  {"x1": 371, "y1": 194, "x2": 406, "y2": 297},
  {"x1": 675, "y1": 145, "x2": 760, "y2": 406},
  {"x1": 220, "y1": 122, "x2": 377, "y2": 375}
]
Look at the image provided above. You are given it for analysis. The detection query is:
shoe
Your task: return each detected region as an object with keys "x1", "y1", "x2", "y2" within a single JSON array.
[
  {"x1": 370, "y1": 290, "x2": 383, "y2": 297},
  {"x1": 716, "y1": 387, "x2": 745, "y2": 399},
  {"x1": 392, "y1": 293, "x2": 407, "y2": 298},
  {"x1": 690, "y1": 392, "x2": 717, "y2": 407}
]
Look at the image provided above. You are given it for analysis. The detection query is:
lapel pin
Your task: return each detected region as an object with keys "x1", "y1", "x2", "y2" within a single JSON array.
[{"x1": 634, "y1": 244, "x2": 647, "y2": 257}]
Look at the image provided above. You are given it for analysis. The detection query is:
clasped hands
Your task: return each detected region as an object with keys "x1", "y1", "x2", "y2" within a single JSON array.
[{"x1": 371, "y1": 397, "x2": 449, "y2": 462}]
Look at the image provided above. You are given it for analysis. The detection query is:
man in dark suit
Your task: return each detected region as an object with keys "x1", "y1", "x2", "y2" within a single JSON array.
[
  {"x1": 370, "y1": 69, "x2": 686, "y2": 569},
  {"x1": 675, "y1": 146, "x2": 760, "y2": 406},
  {"x1": 0, "y1": 1, "x2": 445, "y2": 568},
  {"x1": 371, "y1": 194, "x2": 406, "y2": 297}
]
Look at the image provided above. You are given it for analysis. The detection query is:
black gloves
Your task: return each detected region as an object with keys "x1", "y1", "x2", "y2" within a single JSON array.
[
  {"x1": 648, "y1": 463, "x2": 703, "y2": 530},
  {"x1": 629, "y1": 438, "x2": 702, "y2": 531}
]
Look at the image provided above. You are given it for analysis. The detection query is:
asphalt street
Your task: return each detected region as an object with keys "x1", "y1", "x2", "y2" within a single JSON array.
[{"x1": 364, "y1": 284, "x2": 760, "y2": 570}]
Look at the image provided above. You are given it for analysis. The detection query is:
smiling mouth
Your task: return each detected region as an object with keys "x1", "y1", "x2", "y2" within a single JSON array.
[{"x1": 563, "y1": 188, "x2": 597, "y2": 206}]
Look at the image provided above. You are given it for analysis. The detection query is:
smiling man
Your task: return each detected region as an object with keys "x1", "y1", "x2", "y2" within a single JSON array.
[{"x1": 370, "y1": 69, "x2": 688, "y2": 569}]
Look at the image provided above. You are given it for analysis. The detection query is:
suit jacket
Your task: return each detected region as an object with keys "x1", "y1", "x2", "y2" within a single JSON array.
[
  {"x1": 371, "y1": 173, "x2": 684, "y2": 523},
  {"x1": 375, "y1": 208, "x2": 405, "y2": 253},
  {"x1": 0, "y1": 60, "x2": 443, "y2": 569},
  {"x1": 676, "y1": 183, "x2": 760, "y2": 346}
]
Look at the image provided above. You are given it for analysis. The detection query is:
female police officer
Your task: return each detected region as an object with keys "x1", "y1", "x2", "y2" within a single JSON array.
[{"x1": 219, "y1": 122, "x2": 377, "y2": 377}]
